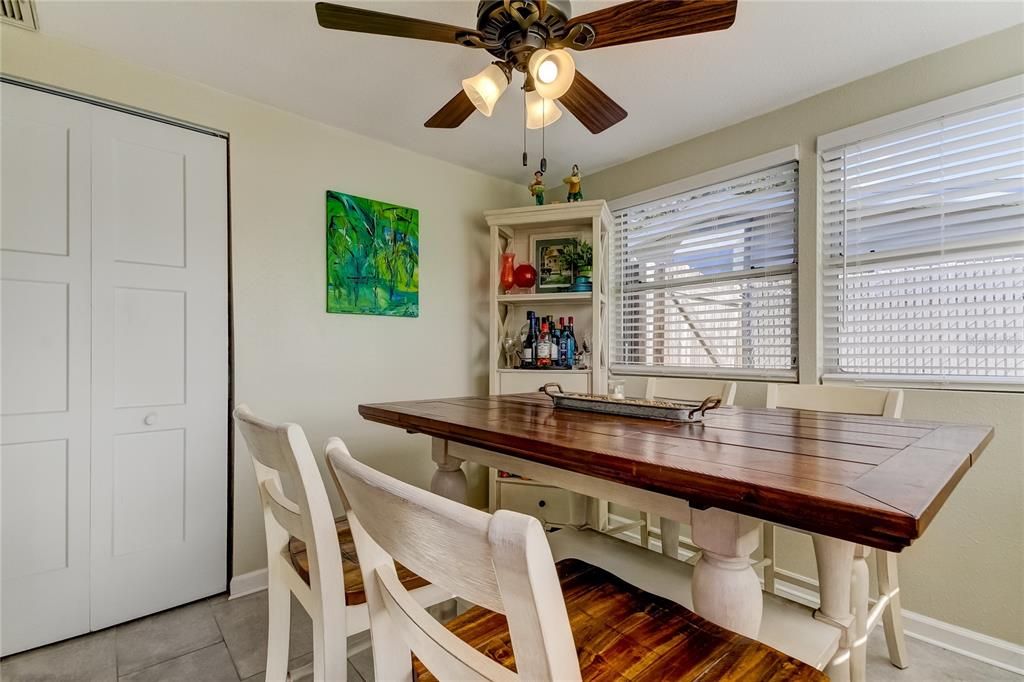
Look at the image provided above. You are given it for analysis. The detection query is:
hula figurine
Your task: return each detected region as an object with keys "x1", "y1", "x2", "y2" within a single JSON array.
[
  {"x1": 528, "y1": 170, "x2": 546, "y2": 206},
  {"x1": 563, "y1": 164, "x2": 583, "y2": 202}
]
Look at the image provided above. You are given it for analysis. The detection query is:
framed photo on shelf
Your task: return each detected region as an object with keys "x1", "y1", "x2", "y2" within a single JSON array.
[{"x1": 531, "y1": 231, "x2": 582, "y2": 292}]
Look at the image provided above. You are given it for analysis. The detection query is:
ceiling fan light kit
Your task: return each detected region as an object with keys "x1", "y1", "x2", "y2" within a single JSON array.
[
  {"x1": 528, "y1": 48, "x2": 575, "y2": 100},
  {"x1": 525, "y1": 90, "x2": 563, "y2": 129},
  {"x1": 315, "y1": 0, "x2": 738, "y2": 134},
  {"x1": 462, "y1": 62, "x2": 512, "y2": 117}
]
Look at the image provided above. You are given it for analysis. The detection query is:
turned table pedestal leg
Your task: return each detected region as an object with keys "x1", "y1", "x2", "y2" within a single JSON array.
[
  {"x1": 690, "y1": 508, "x2": 763, "y2": 639},
  {"x1": 430, "y1": 439, "x2": 467, "y2": 504},
  {"x1": 850, "y1": 545, "x2": 871, "y2": 682},
  {"x1": 813, "y1": 534, "x2": 857, "y2": 682}
]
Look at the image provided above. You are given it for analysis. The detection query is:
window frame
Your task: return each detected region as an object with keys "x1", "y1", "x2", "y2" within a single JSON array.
[
  {"x1": 609, "y1": 146, "x2": 801, "y2": 382},
  {"x1": 817, "y1": 75, "x2": 1024, "y2": 393}
]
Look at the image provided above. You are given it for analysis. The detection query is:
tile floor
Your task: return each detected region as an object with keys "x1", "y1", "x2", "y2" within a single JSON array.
[{"x1": 2, "y1": 589, "x2": 1019, "y2": 681}]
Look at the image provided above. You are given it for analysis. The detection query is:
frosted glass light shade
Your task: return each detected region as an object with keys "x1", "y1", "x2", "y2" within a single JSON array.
[
  {"x1": 525, "y1": 91, "x2": 562, "y2": 129},
  {"x1": 462, "y1": 64, "x2": 509, "y2": 117},
  {"x1": 528, "y1": 48, "x2": 575, "y2": 100}
]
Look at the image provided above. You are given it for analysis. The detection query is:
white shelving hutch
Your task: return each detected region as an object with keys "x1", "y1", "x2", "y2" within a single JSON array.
[{"x1": 484, "y1": 200, "x2": 611, "y2": 526}]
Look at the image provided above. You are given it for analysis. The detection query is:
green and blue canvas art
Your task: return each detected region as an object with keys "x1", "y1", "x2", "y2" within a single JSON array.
[{"x1": 326, "y1": 191, "x2": 419, "y2": 317}]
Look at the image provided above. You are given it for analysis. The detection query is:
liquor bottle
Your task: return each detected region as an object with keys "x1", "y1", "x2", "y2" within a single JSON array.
[
  {"x1": 537, "y1": 322, "x2": 552, "y2": 367},
  {"x1": 550, "y1": 319, "x2": 562, "y2": 367},
  {"x1": 565, "y1": 316, "x2": 577, "y2": 369},
  {"x1": 522, "y1": 311, "x2": 537, "y2": 368},
  {"x1": 558, "y1": 316, "x2": 570, "y2": 368}
]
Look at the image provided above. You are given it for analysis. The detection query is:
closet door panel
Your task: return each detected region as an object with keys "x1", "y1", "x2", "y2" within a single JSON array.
[
  {"x1": 89, "y1": 107, "x2": 228, "y2": 629},
  {"x1": 0, "y1": 83, "x2": 93, "y2": 656},
  {"x1": 1, "y1": 280, "x2": 69, "y2": 415},
  {"x1": 1, "y1": 113, "x2": 71, "y2": 256},
  {"x1": 112, "y1": 287, "x2": 186, "y2": 407},
  {"x1": 112, "y1": 140, "x2": 186, "y2": 268}
]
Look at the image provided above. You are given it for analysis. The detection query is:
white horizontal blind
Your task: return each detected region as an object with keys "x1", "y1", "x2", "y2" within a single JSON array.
[
  {"x1": 612, "y1": 161, "x2": 798, "y2": 378},
  {"x1": 822, "y1": 95, "x2": 1024, "y2": 383}
]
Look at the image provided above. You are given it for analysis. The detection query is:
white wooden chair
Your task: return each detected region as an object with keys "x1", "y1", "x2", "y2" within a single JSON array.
[
  {"x1": 605, "y1": 378, "x2": 737, "y2": 561},
  {"x1": 234, "y1": 405, "x2": 447, "y2": 682},
  {"x1": 325, "y1": 436, "x2": 826, "y2": 682},
  {"x1": 762, "y1": 384, "x2": 909, "y2": 670}
]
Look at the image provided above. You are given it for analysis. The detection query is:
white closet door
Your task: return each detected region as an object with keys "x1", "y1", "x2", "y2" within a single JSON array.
[
  {"x1": 89, "y1": 107, "x2": 228, "y2": 629},
  {"x1": 0, "y1": 84, "x2": 93, "y2": 655}
]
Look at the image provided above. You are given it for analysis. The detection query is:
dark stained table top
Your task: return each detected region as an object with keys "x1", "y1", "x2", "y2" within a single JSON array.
[{"x1": 359, "y1": 393, "x2": 993, "y2": 551}]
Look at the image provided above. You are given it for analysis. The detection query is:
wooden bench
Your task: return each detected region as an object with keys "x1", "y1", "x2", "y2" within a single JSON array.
[{"x1": 416, "y1": 557, "x2": 825, "y2": 681}]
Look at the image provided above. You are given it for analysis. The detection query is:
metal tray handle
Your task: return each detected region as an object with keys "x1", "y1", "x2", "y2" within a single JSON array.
[
  {"x1": 541, "y1": 382, "x2": 564, "y2": 398},
  {"x1": 688, "y1": 396, "x2": 722, "y2": 420}
]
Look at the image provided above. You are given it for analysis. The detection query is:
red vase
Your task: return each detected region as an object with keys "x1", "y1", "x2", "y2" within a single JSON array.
[
  {"x1": 513, "y1": 263, "x2": 537, "y2": 290},
  {"x1": 500, "y1": 253, "x2": 516, "y2": 293}
]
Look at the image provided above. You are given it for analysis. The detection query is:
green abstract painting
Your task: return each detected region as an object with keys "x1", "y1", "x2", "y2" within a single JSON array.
[{"x1": 326, "y1": 191, "x2": 419, "y2": 317}]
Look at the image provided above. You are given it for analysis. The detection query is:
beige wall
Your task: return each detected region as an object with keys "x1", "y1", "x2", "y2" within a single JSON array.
[
  {"x1": 596, "y1": 25, "x2": 1024, "y2": 644},
  {"x1": 1, "y1": 26, "x2": 520, "y2": 579}
]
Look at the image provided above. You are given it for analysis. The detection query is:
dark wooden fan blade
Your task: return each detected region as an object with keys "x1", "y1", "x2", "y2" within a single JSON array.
[
  {"x1": 316, "y1": 2, "x2": 483, "y2": 45},
  {"x1": 564, "y1": 0, "x2": 737, "y2": 50},
  {"x1": 557, "y1": 71, "x2": 627, "y2": 134},
  {"x1": 425, "y1": 90, "x2": 476, "y2": 128}
]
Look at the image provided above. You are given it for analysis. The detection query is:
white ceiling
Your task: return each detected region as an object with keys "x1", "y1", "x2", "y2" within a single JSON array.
[{"x1": 34, "y1": 1, "x2": 1023, "y2": 182}]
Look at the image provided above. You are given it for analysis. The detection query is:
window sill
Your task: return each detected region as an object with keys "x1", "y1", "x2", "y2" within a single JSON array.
[
  {"x1": 611, "y1": 365, "x2": 798, "y2": 383},
  {"x1": 822, "y1": 373, "x2": 1024, "y2": 394}
]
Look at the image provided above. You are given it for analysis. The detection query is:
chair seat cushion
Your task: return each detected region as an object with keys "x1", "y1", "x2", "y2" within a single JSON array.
[
  {"x1": 288, "y1": 516, "x2": 429, "y2": 605},
  {"x1": 414, "y1": 558, "x2": 824, "y2": 681}
]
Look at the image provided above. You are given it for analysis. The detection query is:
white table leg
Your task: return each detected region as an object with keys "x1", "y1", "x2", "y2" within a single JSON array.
[
  {"x1": 851, "y1": 545, "x2": 870, "y2": 682},
  {"x1": 430, "y1": 438, "x2": 467, "y2": 504},
  {"x1": 690, "y1": 508, "x2": 763, "y2": 638},
  {"x1": 878, "y1": 550, "x2": 910, "y2": 669},
  {"x1": 813, "y1": 534, "x2": 856, "y2": 682}
]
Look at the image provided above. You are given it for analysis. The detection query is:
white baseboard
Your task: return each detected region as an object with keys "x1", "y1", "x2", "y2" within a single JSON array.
[
  {"x1": 228, "y1": 568, "x2": 268, "y2": 599},
  {"x1": 604, "y1": 513, "x2": 1024, "y2": 676},
  {"x1": 771, "y1": 576, "x2": 1024, "y2": 676},
  {"x1": 894, "y1": 607, "x2": 1024, "y2": 676}
]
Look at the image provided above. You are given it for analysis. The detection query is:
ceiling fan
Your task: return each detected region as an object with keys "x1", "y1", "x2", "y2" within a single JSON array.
[{"x1": 315, "y1": 1, "x2": 738, "y2": 134}]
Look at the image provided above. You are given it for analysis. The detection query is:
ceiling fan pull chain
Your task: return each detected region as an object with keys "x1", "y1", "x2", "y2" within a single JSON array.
[
  {"x1": 540, "y1": 98, "x2": 547, "y2": 173},
  {"x1": 522, "y1": 87, "x2": 528, "y2": 167}
]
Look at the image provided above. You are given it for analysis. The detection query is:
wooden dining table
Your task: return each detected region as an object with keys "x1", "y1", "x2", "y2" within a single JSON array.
[{"x1": 359, "y1": 392, "x2": 993, "y2": 682}]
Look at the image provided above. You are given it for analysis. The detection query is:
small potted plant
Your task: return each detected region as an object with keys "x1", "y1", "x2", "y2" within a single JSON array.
[{"x1": 560, "y1": 238, "x2": 593, "y2": 291}]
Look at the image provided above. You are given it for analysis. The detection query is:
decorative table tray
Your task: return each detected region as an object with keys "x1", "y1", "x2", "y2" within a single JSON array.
[{"x1": 541, "y1": 383, "x2": 721, "y2": 422}]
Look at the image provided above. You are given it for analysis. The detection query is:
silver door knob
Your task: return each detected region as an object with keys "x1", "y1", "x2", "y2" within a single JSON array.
[{"x1": 144, "y1": 413, "x2": 158, "y2": 426}]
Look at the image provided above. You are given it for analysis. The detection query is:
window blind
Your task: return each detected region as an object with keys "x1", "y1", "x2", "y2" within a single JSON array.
[
  {"x1": 612, "y1": 161, "x2": 798, "y2": 378},
  {"x1": 821, "y1": 95, "x2": 1024, "y2": 383}
]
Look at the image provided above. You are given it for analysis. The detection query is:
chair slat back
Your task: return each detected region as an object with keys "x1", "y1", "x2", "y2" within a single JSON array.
[
  {"x1": 646, "y1": 377, "x2": 738, "y2": 406},
  {"x1": 765, "y1": 384, "x2": 903, "y2": 418},
  {"x1": 326, "y1": 438, "x2": 581, "y2": 682},
  {"x1": 234, "y1": 405, "x2": 344, "y2": 602},
  {"x1": 260, "y1": 478, "x2": 307, "y2": 540}
]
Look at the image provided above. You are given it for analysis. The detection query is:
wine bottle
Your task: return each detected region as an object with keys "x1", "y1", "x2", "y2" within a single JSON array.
[
  {"x1": 565, "y1": 316, "x2": 577, "y2": 369},
  {"x1": 550, "y1": 319, "x2": 562, "y2": 367},
  {"x1": 537, "y1": 322, "x2": 552, "y2": 367},
  {"x1": 557, "y1": 316, "x2": 569, "y2": 368},
  {"x1": 522, "y1": 311, "x2": 537, "y2": 368}
]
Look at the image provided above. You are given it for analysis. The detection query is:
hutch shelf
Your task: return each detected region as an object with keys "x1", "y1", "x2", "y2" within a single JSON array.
[{"x1": 484, "y1": 200, "x2": 612, "y2": 526}]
